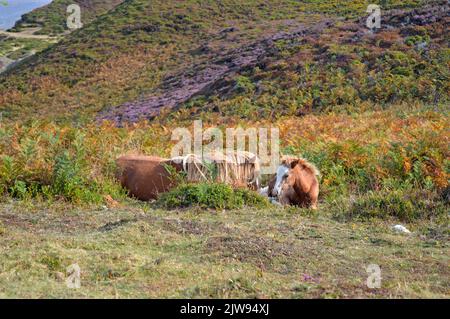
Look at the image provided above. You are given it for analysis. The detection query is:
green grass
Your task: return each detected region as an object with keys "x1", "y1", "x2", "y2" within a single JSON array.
[{"x1": 0, "y1": 199, "x2": 447, "y2": 298}]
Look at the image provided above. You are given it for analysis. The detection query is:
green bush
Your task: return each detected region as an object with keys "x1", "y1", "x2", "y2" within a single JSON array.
[{"x1": 157, "y1": 183, "x2": 270, "y2": 210}]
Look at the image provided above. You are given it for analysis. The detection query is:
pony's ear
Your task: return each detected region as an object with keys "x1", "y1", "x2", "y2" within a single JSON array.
[{"x1": 290, "y1": 159, "x2": 300, "y2": 169}]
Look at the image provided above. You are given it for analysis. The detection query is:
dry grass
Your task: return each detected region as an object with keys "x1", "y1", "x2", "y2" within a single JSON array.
[{"x1": 0, "y1": 200, "x2": 447, "y2": 298}]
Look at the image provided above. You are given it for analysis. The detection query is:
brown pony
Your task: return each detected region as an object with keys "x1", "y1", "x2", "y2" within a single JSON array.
[
  {"x1": 116, "y1": 155, "x2": 182, "y2": 201},
  {"x1": 267, "y1": 156, "x2": 320, "y2": 209},
  {"x1": 116, "y1": 152, "x2": 261, "y2": 201}
]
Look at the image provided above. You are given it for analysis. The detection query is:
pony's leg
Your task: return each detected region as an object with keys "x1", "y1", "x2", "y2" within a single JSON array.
[{"x1": 309, "y1": 182, "x2": 319, "y2": 210}]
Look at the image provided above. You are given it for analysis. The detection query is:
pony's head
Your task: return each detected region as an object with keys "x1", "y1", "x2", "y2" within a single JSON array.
[{"x1": 272, "y1": 156, "x2": 320, "y2": 197}]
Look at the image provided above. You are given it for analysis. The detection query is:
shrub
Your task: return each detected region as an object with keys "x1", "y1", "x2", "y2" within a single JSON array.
[
  {"x1": 234, "y1": 76, "x2": 256, "y2": 94},
  {"x1": 40, "y1": 253, "x2": 63, "y2": 272},
  {"x1": 52, "y1": 150, "x2": 103, "y2": 203},
  {"x1": 157, "y1": 183, "x2": 270, "y2": 210},
  {"x1": 0, "y1": 124, "x2": 127, "y2": 204}
]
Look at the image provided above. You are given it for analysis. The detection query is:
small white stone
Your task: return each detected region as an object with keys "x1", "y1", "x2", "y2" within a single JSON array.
[{"x1": 393, "y1": 224, "x2": 411, "y2": 234}]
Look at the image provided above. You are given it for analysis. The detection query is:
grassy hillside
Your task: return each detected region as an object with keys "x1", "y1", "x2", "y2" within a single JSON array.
[
  {"x1": 1, "y1": 0, "x2": 447, "y2": 123},
  {"x1": 0, "y1": 0, "x2": 447, "y2": 220},
  {"x1": 0, "y1": 1, "x2": 448, "y2": 298},
  {"x1": 0, "y1": 1, "x2": 124, "y2": 76}
]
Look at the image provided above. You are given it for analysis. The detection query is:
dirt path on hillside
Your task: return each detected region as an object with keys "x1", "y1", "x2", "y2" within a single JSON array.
[{"x1": 0, "y1": 29, "x2": 54, "y2": 40}]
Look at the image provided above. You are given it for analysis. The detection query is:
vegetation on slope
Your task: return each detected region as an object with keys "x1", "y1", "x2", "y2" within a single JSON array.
[
  {"x1": 1, "y1": 0, "x2": 446, "y2": 123},
  {"x1": 176, "y1": 15, "x2": 449, "y2": 122},
  {"x1": 10, "y1": 0, "x2": 124, "y2": 35},
  {"x1": 0, "y1": 104, "x2": 447, "y2": 221},
  {"x1": 0, "y1": 1, "x2": 124, "y2": 75},
  {"x1": 0, "y1": 0, "x2": 446, "y2": 220},
  {"x1": 0, "y1": 36, "x2": 51, "y2": 60},
  {"x1": 0, "y1": 1, "x2": 448, "y2": 298}
]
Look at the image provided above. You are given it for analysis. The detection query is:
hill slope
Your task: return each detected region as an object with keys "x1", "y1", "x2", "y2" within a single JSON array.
[
  {"x1": 0, "y1": 1, "x2": 124, "y2": 76},
  {"x1": 0, "y1": 0, "x2": 448, "y2": 124},
  {"x1": 10, "y1": 0, "x2": 125, "y2": 35}
]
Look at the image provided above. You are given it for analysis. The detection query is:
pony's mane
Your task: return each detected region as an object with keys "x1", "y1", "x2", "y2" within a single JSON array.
[
  {"x1": 170, "y1": 151, "x2": 261, "y2": 188},
  {"x1": 281, "y1": 156, "x2": 321, "y2": 177}
]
